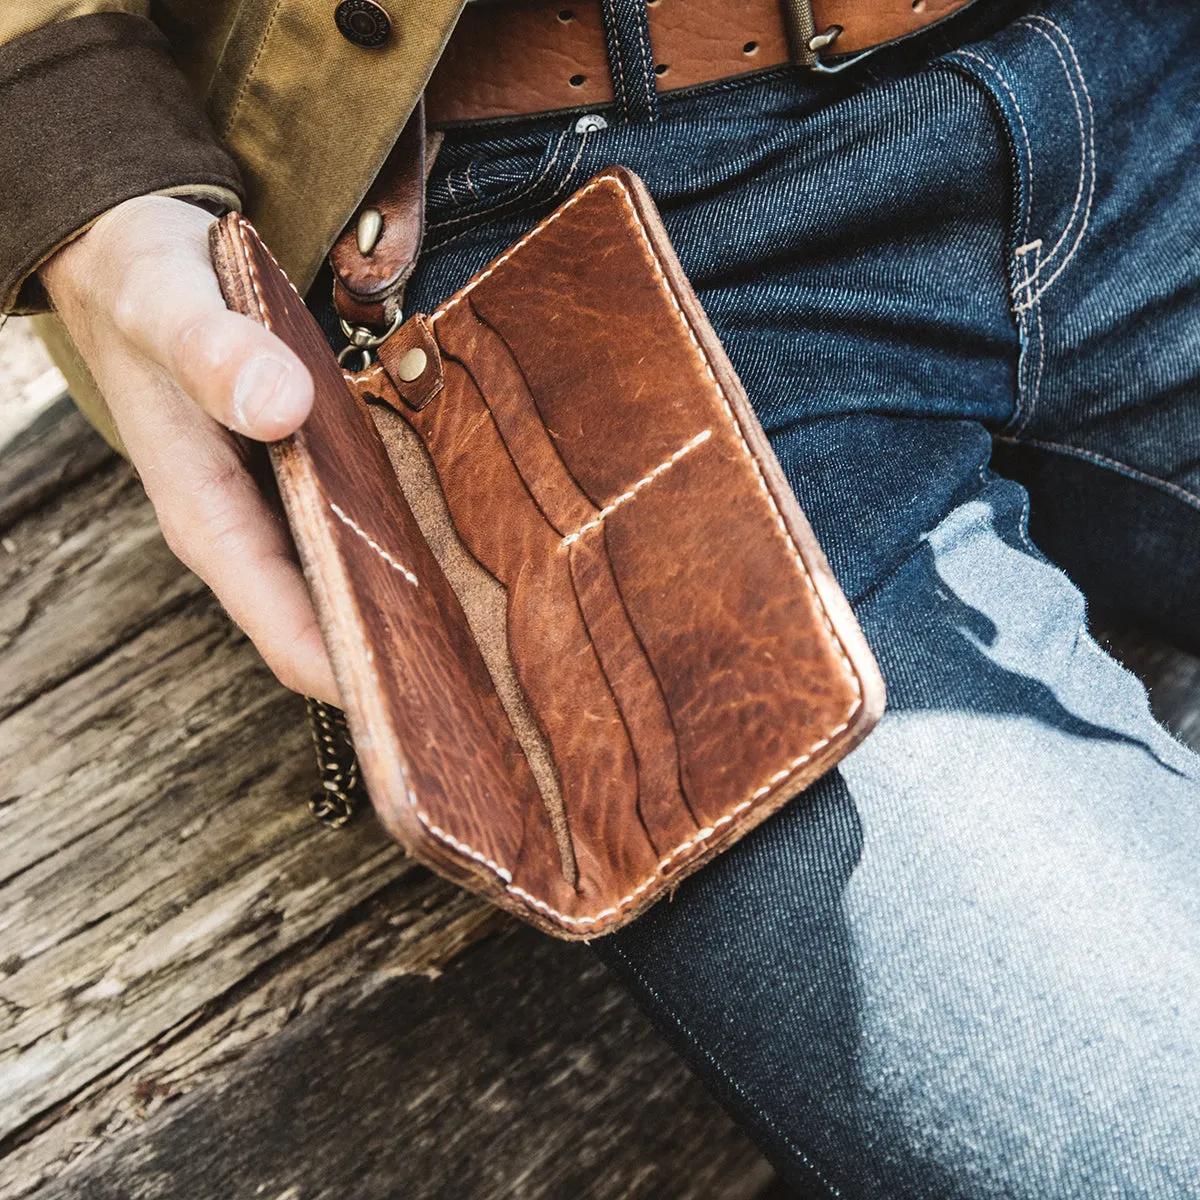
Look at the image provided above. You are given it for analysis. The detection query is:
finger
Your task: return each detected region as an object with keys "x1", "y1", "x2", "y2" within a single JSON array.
[
  {"x1": 114, "y1": 258, "x2": 315, "y2": 442},
  {"x1": 122, "y1": 364, "x2": 338, "y2": 703}
]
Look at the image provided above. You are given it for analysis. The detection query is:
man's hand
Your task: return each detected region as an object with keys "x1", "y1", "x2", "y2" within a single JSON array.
[{"x1": 41, "y1": 195, "x2": 338, "y2": 703}]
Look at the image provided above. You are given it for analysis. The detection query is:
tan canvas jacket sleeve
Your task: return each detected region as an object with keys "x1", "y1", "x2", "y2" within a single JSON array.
[{"x1": 0, "y1": 0, "x2": 466, "y2": 314}]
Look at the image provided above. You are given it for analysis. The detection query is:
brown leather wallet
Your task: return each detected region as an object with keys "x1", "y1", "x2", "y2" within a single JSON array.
[{"x1": 211, "y1": 168, "x2": 884, "y2": 939}]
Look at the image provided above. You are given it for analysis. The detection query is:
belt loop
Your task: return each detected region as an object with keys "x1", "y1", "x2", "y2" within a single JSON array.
[
  {"x1": 598, "y1": 0, "x2": 660, "y2": 124},
  {"x1": 781, "y1": 0, "x2": 819, "y2": 67}
]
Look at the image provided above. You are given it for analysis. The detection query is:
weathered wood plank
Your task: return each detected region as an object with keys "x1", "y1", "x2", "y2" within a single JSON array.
[
  {"x1": 0, "y1": 398, "x2": 114, "y2": 533},
  {"x1": 32, "y1": 931, "x2": 774, "y2": 1200},
  {"x1": 0, "y1": 462, "x2": 205, "y2": 719},
  {"x1": 0, "y1": 592, "x2": 471, "y2": 1140},
  {"x1": 0, "y1": 383, "x2": 778, "y2": 1200},
  {"x1": 0, "y1": 878, "x2": 502, "y2": 1198}
]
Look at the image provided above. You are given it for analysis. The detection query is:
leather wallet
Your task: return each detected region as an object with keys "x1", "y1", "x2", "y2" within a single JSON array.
[{"x1": 210, "y1": 167, "x2": 884, "y2": 939}]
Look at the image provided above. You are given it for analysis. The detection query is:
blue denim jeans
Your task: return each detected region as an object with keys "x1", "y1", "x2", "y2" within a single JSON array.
[{"x1": 399, "y1": 0, "x2": 1200, "y2": 1193}]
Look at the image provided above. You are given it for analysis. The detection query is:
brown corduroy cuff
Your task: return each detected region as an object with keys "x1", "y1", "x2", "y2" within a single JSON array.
[{"x1": 0, "y1": 12, "x2": 244, "y2": 315}]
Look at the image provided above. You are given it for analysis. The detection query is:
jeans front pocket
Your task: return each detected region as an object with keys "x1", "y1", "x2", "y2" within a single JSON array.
[{"x1": 425, "y1": 120, "x2": 599, "y2": 251}]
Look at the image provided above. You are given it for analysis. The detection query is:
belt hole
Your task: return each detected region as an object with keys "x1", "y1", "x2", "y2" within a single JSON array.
[
  {"x1": 654, "y1": 62, "x2": 669, "y2": 76},
  {"x1": 743, "y1": 40, "x2": 758, "y2": 55},
  {"x1": 569, "y1": 73, "x2": 586, "y2": 87},
  {"x1": 912, "y1": 0, "x2": 926, "y2": 10},
  {"x1": 557, "y1": 8, "x2": 574, "y2": 20}
]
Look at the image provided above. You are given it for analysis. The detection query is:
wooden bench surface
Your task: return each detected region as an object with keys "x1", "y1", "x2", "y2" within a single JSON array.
[
  {"x1": 0, "y1": 325, "x2": 777, "y2": 1200},
  {"x1": 1, "y1": 322, "x2": 1195, "y2": 1200}
]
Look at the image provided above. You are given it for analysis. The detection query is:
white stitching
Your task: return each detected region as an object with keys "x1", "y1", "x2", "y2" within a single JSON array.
[
  {"x1": 994, "y1": 435, "x2": 1200, "y2": 512},
  {"x1": 1012, "y1": 16, "x2": 1095, "y2": 309},
  {"x1": 630, "y1": 0, "x2": 658, "y2": 118},
  {"x1": 329, "y1": 501, "x2": 420, "y2": 586},
  {"x1": 409, "y1": 726, "x2": 851, "y2": 930},
  {"x1": 428, "y1": 129, "x2": 571, "y2": 233},
  {"x1": 423, "y1": 174, "x2": 865, "y2": 932},
  {"x1": 951, "y1": 50, "x2": 1035, "y2": 254},
  {"x1": 561, "y1": 429, "x2": 711, "y2": 546},
  {"x1": 601, "y1": 0, "x2": 630, "y2": 118},
  {"x1": 950, "y1": 47, "x2": 1043, "y2": 429},
  {"x1": 1012, "y1": 18, "x2": 1089, "y2": 279}
]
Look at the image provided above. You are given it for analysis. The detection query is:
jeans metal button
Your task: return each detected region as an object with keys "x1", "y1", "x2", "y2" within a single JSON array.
[{"x1": 335, "y1": 0, "x2": 392, "y2": 49}]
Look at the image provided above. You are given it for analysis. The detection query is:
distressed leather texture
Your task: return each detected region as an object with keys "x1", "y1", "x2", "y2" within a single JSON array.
[
  {"x1": 425, "y1": 0, "x2": 978, "y2": 125},
  {"x1": 329, "y1": 99, "x2": 442, "y2": 330},
  {"x1": 211, "y1": 169, "x2": 884, "y2": 938}
]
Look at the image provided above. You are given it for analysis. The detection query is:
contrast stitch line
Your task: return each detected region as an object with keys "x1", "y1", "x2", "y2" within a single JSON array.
[
  {"x1": 409, "y1": 729, "x2": 850, "y2": 930},
  {"x1": 994, "y1": 435, "x2": 1200, "y2": 512},
  {"x1": 1013, "y1": 17, "x2": 1095, "y2": 308},
  {"x1": 561, "y1": 429, "x2": 711, "y2": 546},
  {"x1": 1012, "y1": 17, "x2": 1088, "y2": 278},
  {"x1": 220, "y1": 0, "x2": 287, "y2": 140},
  {"x1": 423, "y1": 174, "x2": 866, "y2": 933},
  {"x1": 329, "y1": 502, "x2": 420, "y2": 586},
  {"x1": 428, "y1": 129, "x2": 571, "y2": 233},
  {"x1": 950, "y1": 49, "x2": 1036, "y2": 309},
  {"x1": 601, "y1": 0, "x2": 630, "y2": 119},
  {"x1": 607, "y1": 943, "x2": 846, "y2": 1199},
  {"x1": 630, "y1": 1, "x2": 657, "y2": 119},
  {"x1": 232, "y1": 218, "x2": 272, "y2": 335},
  {"x1": 231, "y1": 215, "x2": 307, "y2": 309},
  {"x1": 465, "y1": 160, "x2": 483, "y2": 201}
]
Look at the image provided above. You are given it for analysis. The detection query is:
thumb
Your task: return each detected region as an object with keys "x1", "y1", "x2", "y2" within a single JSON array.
[{"x1": 102, "y1": 197, "x2": 315, "y2": 441}]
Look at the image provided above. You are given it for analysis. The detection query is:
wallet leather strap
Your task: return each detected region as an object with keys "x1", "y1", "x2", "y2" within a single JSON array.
[{"x1": 329, "y1": 98, "x2": 441, "y2": 332}]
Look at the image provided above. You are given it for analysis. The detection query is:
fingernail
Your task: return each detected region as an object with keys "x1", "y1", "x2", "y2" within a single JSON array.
[{"x1": 232, "y1": 355, "x2": 292, "y2": 434}]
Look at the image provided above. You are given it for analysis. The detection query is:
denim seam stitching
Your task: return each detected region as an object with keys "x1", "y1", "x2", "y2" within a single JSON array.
[
  {"x1": 426, "y1": 128, "x2": 592, "y2": 256},
  {"x1": 601, "y1": 0, "x2": 631, "y2": 120},
  {"x1": 606, "y1": 943, "x2": 845, "y2": 1199},
  {"x1": 629, "y1": 0, "x2": 658, "y2": 120},
  {"x1": 427, "y1": 128, "x2": 572, "y2": 234},
  {"x1": 994, "y1": 434, "x2": 1200, "y2": 513},
  {"x1": 444, "y1": 169, "x2": 464, "y2": 208},
  {"x1": 944, "y1": 50, "x2": 1040, "y2": 433},
  {"x1": 1012, "y1": 16, "x2": 1095, "y2": 310},
  {"x1": 465, "y1": 159, "x2": 483, "y2": 201}
]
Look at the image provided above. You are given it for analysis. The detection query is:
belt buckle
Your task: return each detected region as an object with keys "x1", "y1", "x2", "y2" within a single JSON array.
[{"x1": 783, "y1": 0, "x2": 872, "y2": 74}]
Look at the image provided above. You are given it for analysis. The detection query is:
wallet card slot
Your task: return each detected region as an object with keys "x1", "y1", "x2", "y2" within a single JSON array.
[
  {"x1": 390, "y1": 353, "x2": 664, "y2": 900},
  {"x1": 366, "y1": 400, "x2": 579, "y2": 888},
  {"x1": 566, "y1": 531, "x2": 700, "y2": 858},
  {"x1": 436, "y1": 298, "x2": 597, "y2": 539}
]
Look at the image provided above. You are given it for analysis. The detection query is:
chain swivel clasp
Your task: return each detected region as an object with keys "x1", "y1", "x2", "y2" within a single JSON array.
[{"x1": 335, "y1": 306, "x2": 405, "y2": 372}]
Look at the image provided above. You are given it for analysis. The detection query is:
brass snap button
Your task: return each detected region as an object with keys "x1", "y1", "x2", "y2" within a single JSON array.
[
  {"x1": 335, "y1": 0, "x2": 391, "y2": 48},
  {"x1": 395, "y1": 348, "x2": 428, "y2": 382}
]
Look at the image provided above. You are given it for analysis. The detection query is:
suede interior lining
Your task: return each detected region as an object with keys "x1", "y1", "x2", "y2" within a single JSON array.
[{"x1": 368, "y1": 402, "x2": 578, "y2": 888}]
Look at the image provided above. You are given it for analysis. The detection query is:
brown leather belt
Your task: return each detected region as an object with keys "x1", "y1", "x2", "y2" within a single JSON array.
[{"x1": 426, "y1": 0, "x2": 977, "y2": 126}]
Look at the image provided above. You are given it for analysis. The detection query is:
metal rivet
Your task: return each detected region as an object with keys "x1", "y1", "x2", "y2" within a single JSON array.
[
  {"x1": 356, "y1": 208, "x2": 383, "y2": 256},
  {"x1": 335, "y1": 0, "x2": 391, "y2": 49},
  {"x1": 574, "y1": 114, "x2": 608, "y2": 133},
  {"x1": 395, "y1": 347, "x2": 427, "y2": 382}
]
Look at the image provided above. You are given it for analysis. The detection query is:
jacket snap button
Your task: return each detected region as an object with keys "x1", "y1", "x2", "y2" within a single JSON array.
[{"x1": 335, "y1": 0, "x2": 392, "y2": 48}]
